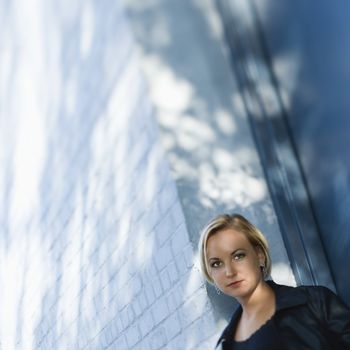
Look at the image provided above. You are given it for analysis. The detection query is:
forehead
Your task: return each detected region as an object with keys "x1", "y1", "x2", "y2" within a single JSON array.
[{"x1": 206, "y1": 229, "x2": 251, "y2": 256}]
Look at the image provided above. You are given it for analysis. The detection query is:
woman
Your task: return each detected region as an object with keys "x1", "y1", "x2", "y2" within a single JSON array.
[{"x1": 199, "y1": 213, "x2": 350, "y2": 349}]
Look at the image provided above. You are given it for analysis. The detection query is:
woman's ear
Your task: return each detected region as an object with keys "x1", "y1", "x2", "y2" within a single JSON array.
[{"x1": 255, "y1": 246, "x2": 265, "y2": 266}]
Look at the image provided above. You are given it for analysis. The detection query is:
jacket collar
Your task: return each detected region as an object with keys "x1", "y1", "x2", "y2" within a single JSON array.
[
  {"x1": 269, "y1": 280, "x2": 307, "y2": 311},
  {"x1": 215, "y1": 280, "x2": 307, "y2": 348}
]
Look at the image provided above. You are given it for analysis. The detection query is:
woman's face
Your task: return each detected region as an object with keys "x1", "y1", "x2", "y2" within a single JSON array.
[{"x1": 206, "y1": 228, "x2": 264, "y2": 300}]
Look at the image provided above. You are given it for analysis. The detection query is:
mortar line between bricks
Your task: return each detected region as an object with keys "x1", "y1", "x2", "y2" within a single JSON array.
[
  {"x1": 154, "y1": 199, "x2": 184, "y2": 248},
  {"x1": 124, "y1": 183, "x2": 181, "y2": 240}
]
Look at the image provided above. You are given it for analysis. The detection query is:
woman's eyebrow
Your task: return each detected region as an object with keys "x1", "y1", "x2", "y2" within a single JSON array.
[
  {"x1": 208, "y1": 257, "x2": 220, "y2": 262},
  {"x1": 208, "y1": 248, "x2": 245, "y2": 261},
  {"x1": 231, "y1": 248, "x2": 245, "y2": 254}
]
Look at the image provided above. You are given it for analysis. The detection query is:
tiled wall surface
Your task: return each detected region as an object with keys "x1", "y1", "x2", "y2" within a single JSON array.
[{"x1": 0, "y1": 1, "x2": 218, "y2": 349}]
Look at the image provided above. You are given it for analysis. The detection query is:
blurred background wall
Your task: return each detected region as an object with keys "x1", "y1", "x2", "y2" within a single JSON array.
[
  {"x1": 0, "y1": 0, "x2": 297, "y2": 349},
  {"x1": 214, "y1": 0, "x2": 350, "y2": 305},
  {"x1": 250, "y1": 0, "x2": 350, "y2": 304}
]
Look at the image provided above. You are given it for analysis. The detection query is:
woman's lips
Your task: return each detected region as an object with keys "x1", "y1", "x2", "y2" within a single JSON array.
[{"x1": 227, "y1": 280, "x2": 243, "y2": 288}]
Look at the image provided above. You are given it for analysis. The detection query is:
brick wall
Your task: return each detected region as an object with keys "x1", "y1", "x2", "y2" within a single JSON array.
[{"x1": 0, "y1": 1, "x2": 218, "y2": 349}]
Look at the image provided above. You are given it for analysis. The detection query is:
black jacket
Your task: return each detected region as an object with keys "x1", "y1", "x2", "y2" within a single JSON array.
[{"x1": 216, "y1": 280, "x2": 350, "y2": 349}]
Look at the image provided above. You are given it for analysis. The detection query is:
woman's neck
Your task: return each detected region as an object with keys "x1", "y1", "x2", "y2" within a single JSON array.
[
  {"x1": 233, "y1": 281, "x2": 276, "y2": 341},
  {"x1": 239, "y1": 281, "x2": 276, "y2": 319}
]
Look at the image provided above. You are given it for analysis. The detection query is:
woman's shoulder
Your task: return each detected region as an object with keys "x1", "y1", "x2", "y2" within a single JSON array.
[
  {"x1": 269, "y1": 279, "x2": 337, "y2": 298},
  {"x1": 267, "y1": 279, "x2": 334, "y2": 297},
  {"x1": 297, "y1": 283, "x2": 335, "y2": 297},
  {"x1": 288, "y1": 282, "x2": 345, "y2": 309},
  {"x1": 268, "y1": 280, "x2": 349, "y2": 317},
  {"x1": 298, "y1": 283, "x2": 350, "y2": 313}
]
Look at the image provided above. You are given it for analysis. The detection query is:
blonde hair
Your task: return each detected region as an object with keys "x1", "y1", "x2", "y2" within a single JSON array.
[{"x1": 199, "y1": 213, "x2": 271, "y2": 284}]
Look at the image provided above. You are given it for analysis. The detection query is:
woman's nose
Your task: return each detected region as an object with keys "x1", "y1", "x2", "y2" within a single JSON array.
[{"x1": 225, "y1": 262, "x2": 236, "y2": 277}]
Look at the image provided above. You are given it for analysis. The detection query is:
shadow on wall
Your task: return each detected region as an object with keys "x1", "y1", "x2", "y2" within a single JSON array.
[
  {"x1": 215, "y1": 0, "x2": 350, "y2": 296},
  {"x1": 251, "y1": 0, "x2": 350, "y2": 301}
]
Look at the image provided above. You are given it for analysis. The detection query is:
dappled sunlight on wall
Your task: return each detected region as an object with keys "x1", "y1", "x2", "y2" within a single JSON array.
[
  {"x1": 124, "y1": 0, "x2": 275, "y2": 221},
  {"x1": 137, "y1": 51, "x2": 268, "y2": 211}
]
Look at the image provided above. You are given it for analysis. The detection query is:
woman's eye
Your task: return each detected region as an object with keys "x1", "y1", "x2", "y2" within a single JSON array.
[
  {"x1": 211, "y1": 261, "x2": 222, "y2": 268},
  {"x1": 233, "y1": 252, "x2": 246, "y2": 261}
]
